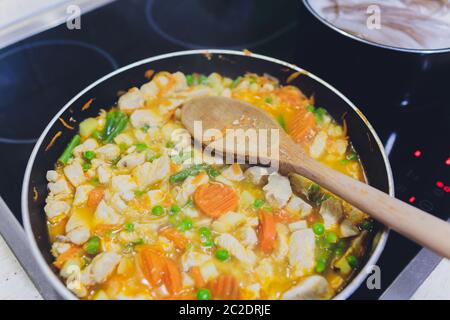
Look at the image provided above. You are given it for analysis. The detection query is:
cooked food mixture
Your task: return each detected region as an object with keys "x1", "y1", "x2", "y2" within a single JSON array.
[{"x1": 45, "y1": 71, "x2": 373, "y2": 300}]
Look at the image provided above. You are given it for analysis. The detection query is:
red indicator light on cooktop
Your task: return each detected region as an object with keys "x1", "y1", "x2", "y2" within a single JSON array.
[
  {"x1": 446, "y1": 157, "x2": 450, "y2": 165},
  {"x1": 413, "y1": 150, "x2": 422, "y2": 158},
  {"x1": 408, "y1": 196, "x2": 416, "y2": 203},
  {"x1": 444, "y1": 186, "x2": 450, "y2": 193},
  {"x1": 436, "y1": 181, "x2": 444, "y2": 188}
]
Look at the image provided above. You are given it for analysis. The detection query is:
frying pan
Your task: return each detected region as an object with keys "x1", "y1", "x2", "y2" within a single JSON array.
[{"x1": 21, "y1": 50, "x2": 393, "y2": 300}]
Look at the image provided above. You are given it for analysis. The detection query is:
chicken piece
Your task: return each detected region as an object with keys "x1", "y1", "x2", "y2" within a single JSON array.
[
  {"x1": 244, "y1": 166, "x2": 270, "y2": 186},
  {"x1": 113, "y1": 133, "x2": 135, "y2": 147},
  {"x1": 73, "y1": 138, "x2": 98, "y2": 157},
  {"x1": 65, "y1": 209, "x2": 91, "y2": 245},
  {"x1": 130, "y1": 109, "x2": 163, "y2": 129},
  {"x1": 63, "y1": 161, "x2": 86, "y2": 187},
  {"x1": 174, "y1": 172, "x2": 209, "y2": 205},
  {"x1": 221, "y1": 164, "x2": 245, "y2": 182},
  {"x1": 110, "y1": 193, "x2": 128, "y2": 212},
  {"x1": 286, "y1": 195, "x2": 313, "y2": 218},
  {"x1": 254, "y1": 258, "x2": 273, "y2": 285},
  {"x1": 237, "y1": 225, "x2": 258, "y2": 248},
  {"x1": 96, "y1": 144, "x2": 120, "y2": 161},
  {"x1": 133, "y1": 154, "x2": 170, "y2": 189},
  {"x1": 44, "y1": 200, "x2": 70, "y2": 219},
  {"x1": 51, "y1": 242, "x2": 71, "y2": 257},
  {"x1": 111, "y1": 175, "x2": 137, "y2": 194},
  {"x1": 173, "y1": 71, "x2": 188, "y2": 92},
  {"x1": 211, "y1": 212, "x2": 247, "y2": 233},
  {"x1": 94, "y1": 200, "x2": 124, "y2": 225},
  {"x1": 140, "y1": 80, "x2": 159, "y2": 100},
  {"x1": 215, "y1": 233, "x2": 256, "y2": 267},
  {"x1": 97, "y1": 165, "x2": 112, "y2": 184},
  {"x1": 46, "y1": 170, "x2": 59, "y2": 182},
  {"x1": 200, "y1": 261, "x2": 219, "y2": 282},
  {"x1": 309, "y1": 131, "x2": 328, "y2": 159},
  {"x1": 181, "y1": 251, "x2": 211, "y2": 271},
  {"x1": 340, "y1": 219, "x2": 360, "y2": 238},
  {"x1": 273, "y1": 223, "x2": 289, "y2": 260},
  {"x1": 147, "y1": 189, "x2": 165, "y2": 206},
  {"x1": 329, "y1": 139, "x2": 348, "y2": 156},
  {"x1": 288, "y1": 220, "x2": 308, "y2": 232},
  {"x1": 48, "y1": 179, "x2": 71, "y2": 196},
  {"x1": 282, "y1": 275, "x2": 330, "y2": 300},
  {"x1": 73, "y1": 185, "x2": 95, "y2": 206},
  {"x1": 263, "y1": 173, "x2": 292, "y2": 208},
  {"x1": 118, "y1": 87, "x2": 145, "y2": 111},
  {"x1": 289, "y1": 229, "x2": 315, "y2": 277},
  {"x1": 81, "y1": 252, "x2": 121, "y2": 285},
  {"x1": 319, "y1": 198, "x2": 343, "y2": 229},
  {"x1": 117, "y1": 152, "x2": 145, "y2": 170}
]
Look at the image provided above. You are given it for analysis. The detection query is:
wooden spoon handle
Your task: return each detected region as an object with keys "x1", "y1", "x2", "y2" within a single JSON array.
[{"x1": 281, "y1": 146, "x2": 450, "y2": 259}]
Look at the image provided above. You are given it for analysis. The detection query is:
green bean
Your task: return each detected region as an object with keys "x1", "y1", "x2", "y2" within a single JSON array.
[
  {"x1": 169, "y1": 164, "x2": 209, "y2": 183},
  {"x1": 105, "y1": 114, "x2": 128, "y2": 143},
  {"x1": 102, "y1": 111, "x2": 117, "y2": 139},
  {"x1": 58, "y1": 135, "x2": 81, "y2": 165}
]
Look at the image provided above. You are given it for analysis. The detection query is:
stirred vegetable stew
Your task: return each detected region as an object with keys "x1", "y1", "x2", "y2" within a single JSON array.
[{"x1": 45, "y1": 71, "x2": 373, "y2": 300}]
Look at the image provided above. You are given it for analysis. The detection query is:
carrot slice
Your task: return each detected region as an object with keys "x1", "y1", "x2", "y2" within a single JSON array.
[
  {"x1": 194, "y1": 183, "x2": 238, "y2": 218},
  {"x1": 159, "y1": 227, "x2": 189, "y2": 250},
  {"x1": 53, "y1": 246, "x2": 81, "y2": 269},
  {"x1": 139, "y1": 248, "x2": 165, "y2": 287},
  {"x1": 189, "y1": 266, "x2": 205, "y2": 288},
  {"x1": 289, "y1": 110, "x2": 316, "y2": 144},
  {"x1": 258, "y1": 210, "x2": 277, "y2": 254},
  {"x1": 163, "y1": 258, "x2": 183, "y2": 295},
  {"x1": 87, "y1": 187, "x2": 104, "y2": 208},
  {"x1": 209, "y1": 274, "x2": 240, "y2": 300}
]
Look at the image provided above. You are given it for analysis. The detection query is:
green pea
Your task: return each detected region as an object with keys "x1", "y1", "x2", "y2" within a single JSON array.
[
  {"x1": 135, "y1": 143, "x2": 148, "y2": 152},
  {"x1": 124, "y1": 223, "x2": 134, "y2": 232},
  {"x1": 186, "y1": 74, "x2": 194, "y2": 86},
  {"x1": 82, "y1": 162, "x2": 91, "y2": 172},
  {"x1": 347, "y1": 255, "x2": 359, "y2": 268},
  {"x1": 315, "y1": 258, "x2": 327, "y2": 273},
  {"x1": 170, "y1": 205, "x2": 181, "y2": 214},
  {"x1": 215, "y1": 249, "x2": 230, "y2": 261},
  {"x1": 202, "y1": 239, "x2": 214, "y2": 247},
  {"x1": 253, "y1": 199, "x2": 264, "y2": 208},
  {"x1": 263, "y1": 206, "x2": 273, "y2": 212},
  {"x1": 313, "y1": 222, "x2": 325, "y2": 235},
  {"x1": 199, "y1": 227, "x2": 211, "y2": 237},
  {"x1": 178, "y1": 218, "x2": 193, "y2": 231},
  {"x1": 265, "y1": 97, "x2": 273, "y2": 104},
  {"x1": 197, "y1": 288, "x2": 211, "y2": 300},
  {"x1": 151, "y1": 205, "x2": 164, "y2": 216},
  {"x1": 83, "y1": 150, "x2": 95, "y2": 161},
  {"x1": 326, "y1": 232, "x2": 338, "y2": 244},
  {"x1": 84, "y1": 236, "x2": 101, "y2": 255},
  {"x1": 131, "y1": 238, "x2": 145, "y2": 245}
]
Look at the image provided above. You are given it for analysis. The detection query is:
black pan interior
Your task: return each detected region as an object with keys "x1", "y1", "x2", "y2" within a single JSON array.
[{"x1": 25, "y1": 52, "x2": 391, "y2": 271}]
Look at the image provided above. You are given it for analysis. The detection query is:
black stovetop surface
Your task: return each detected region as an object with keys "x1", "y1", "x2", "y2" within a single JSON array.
[{"x1": 0, "y1": 0, "x2": 448, "y2": 299}]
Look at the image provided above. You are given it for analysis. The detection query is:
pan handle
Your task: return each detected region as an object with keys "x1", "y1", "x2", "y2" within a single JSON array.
[{"x1": 0, "y1": 196, "x2": 60, "y2": 300}]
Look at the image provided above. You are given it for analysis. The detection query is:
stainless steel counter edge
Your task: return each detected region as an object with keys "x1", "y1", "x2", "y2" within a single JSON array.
[
  {"x1": 0, "y1": 0, "x2": 116, "y2": 50},
  {"x1": 0, "y1": 196, "x2": 60, "y2": 300},
  {"x1": 379, "y1": 221, "x2": 448, "y2": 300}
]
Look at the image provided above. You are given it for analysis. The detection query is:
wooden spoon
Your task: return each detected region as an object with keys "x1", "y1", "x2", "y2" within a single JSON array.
[{"x1": 181, "y1": 96, "x2": 450, "y2": 258}]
